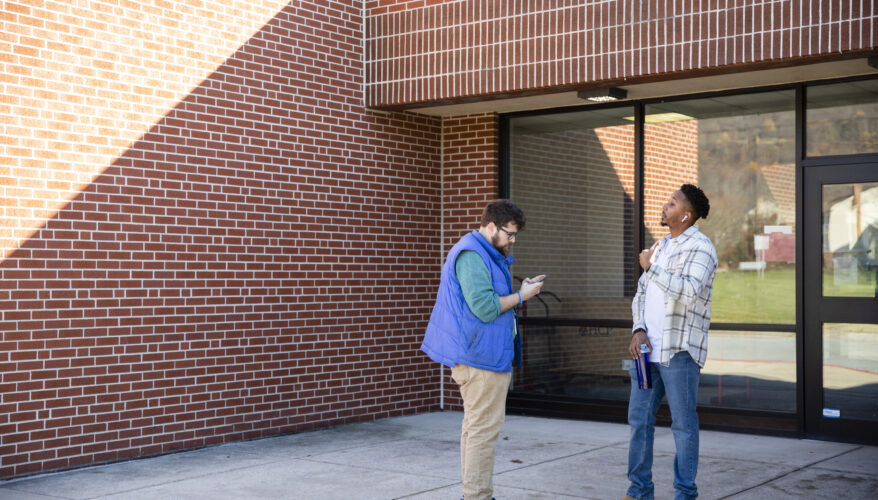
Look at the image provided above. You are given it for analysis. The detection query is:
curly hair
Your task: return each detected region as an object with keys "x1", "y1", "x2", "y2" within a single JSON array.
[
  {"x1": 481, "y1": 199, "x2": 526, "y2": 230},
  {"x1": 680, "y1": 184, "x2": 710, "y2": 220}
]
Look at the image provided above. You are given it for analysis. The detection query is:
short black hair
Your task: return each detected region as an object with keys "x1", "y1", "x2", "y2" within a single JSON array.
[
  {"x1": 680, "y1": 184, "x2": 710, "y2": 220},
  {"x1": 481, "y1": 199, "x2": 526, "y2": 230}
]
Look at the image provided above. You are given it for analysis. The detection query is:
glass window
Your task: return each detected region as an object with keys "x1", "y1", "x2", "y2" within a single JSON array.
[
  {"x1": 644, "y1": 91, "x2": 797, "y2": 413},
  {"x1": 823, "y1": 323, "x2": 878, "y2": 421},
  {"x1": 701, "y1": 330, "x2": 796, "y2": 412},
  {"x1": 807, "y1": 79, "x2": 878, "y2": 157},
  {"x1": 508, "y1": 107, "x2": 637, "y2": 315},
  {"x1": 515, "y1": 326, "x2": 634, "y2": 400},
  {"x1": 508, "y1": 107, "x2": 635, "y2": 401},
  {"x1": 822, "y1": 182, "x2": 878, "y2": 297},
  {"x1": 645, "y1": 91, "x2": 797, "y2": 325}
]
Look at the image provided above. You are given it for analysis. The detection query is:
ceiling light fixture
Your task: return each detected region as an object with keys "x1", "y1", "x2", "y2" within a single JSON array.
[
  {"x1": 577, "y1": 87, "x2": 628, "y2": 102},
  {"x1": 623, "y1": 112, "x2": 695, "y2": 123}
]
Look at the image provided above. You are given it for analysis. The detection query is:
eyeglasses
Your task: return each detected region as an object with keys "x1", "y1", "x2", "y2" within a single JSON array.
[{"x1": 497, "y1": 227, "x2": 518, "y2": 240}]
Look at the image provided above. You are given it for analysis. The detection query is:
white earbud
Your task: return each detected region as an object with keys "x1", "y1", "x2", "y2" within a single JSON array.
[{"x1": 682, "y1": 215, "x2": 688, "y2": 222}]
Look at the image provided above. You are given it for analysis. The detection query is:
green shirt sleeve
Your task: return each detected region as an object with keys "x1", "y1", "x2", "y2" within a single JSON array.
[{"x1": 455, "y1": 250, "x2": 502, "y2": 323}]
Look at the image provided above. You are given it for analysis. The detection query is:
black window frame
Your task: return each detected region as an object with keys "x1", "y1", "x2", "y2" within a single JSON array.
[{"x1": 499, "y1": 73, "x2": 878, "y2": 439}]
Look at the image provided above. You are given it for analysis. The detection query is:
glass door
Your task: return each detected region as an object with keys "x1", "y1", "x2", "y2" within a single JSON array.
[{"x1": 803, "y1": 162, "x2": 878, "y2": 443}]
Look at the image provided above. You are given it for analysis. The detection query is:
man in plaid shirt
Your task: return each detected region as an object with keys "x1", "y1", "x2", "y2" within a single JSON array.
[{"x1": 623, "y1": 184, "x2": 718, "y2": 500}]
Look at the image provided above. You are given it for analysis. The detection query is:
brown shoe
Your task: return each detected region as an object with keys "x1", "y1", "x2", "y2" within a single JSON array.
[{"x1": 622, "y1": 497, "x2": 637, "y2": 500}]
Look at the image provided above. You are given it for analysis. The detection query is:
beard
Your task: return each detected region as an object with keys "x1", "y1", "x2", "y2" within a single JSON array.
[{"x1": 492, "y1": 233, "x2": 511, "y2": 256}]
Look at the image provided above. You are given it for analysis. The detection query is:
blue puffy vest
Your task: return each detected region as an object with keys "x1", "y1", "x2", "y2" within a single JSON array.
[{"x1": 421, "y1": 230, "x2": 521, "y2": 373}]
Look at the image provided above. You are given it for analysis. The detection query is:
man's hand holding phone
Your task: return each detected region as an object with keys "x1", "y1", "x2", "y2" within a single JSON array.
[{"x1": 520, "y1": 274, "x2": 547, "y2": 301}]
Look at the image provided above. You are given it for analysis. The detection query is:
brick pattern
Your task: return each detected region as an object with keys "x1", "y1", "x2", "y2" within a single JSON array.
[
  {"x1": 644, "y1": 120, "x2": 700, "y2": 242},
  {"x1": 367, "y1": 0, "x2": 878, "y2": 108},
  {"x1": 510, "y1": 123, "x2": 636, "y2": 316},
  {"x1": 1, "y1": 0, "x2": 297, "y2": 256},
  {"x1": 1, "y1": 1, "x2": 444, "y2": 480},
  {"x1": 760, "y1": 163, "x2": 797, "y2": 228}
]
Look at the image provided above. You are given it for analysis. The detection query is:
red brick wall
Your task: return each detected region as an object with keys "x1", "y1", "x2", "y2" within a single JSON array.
[
  {"x1": 367, "y1": 0, "x2": 878, "y2": 108},
  {"x1": 441, "y1": 113, "x2": 500, "y2": 239},
  {"x1": 1, "y1": 1, "x2": 443, "y2": 479}
]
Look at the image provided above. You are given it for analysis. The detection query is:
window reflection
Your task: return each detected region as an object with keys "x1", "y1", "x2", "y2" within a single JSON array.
[
  {"x1": 509, "y1": 108, "x2": 636, "y2": 402},
  {"x1": 645, "y1": 91, "x2": 797, "y2": 325},
  {"x1": 509, "y1": 108, "x2": 637, "y2": 320},
  {"x1": 822, "y1": 182, "x2": 878, "y2": 297},
  {"x1": 643, "y1": 92, "x2": 797, "y2": 413},
  {"x1": 702, "y1": 330, "x2": 796, "y2": 412},
  {"x1": 807, "y1": 80, "x2": 878, "y2": 157},
  {"x1": 514, "y1": 326, "x2": 633, "y2": 400},
  {"x1": 823, "y1": 323, "x2": 878, "y2": 421}
]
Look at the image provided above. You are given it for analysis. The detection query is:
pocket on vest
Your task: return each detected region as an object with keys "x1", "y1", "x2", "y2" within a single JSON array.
[{"x1": 466, "y1": 328, "x2": 504, "y2": 366}]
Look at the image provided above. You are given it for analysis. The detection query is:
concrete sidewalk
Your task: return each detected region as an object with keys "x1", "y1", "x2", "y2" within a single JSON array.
[{"x1": 1, "y1": 411, "x2": 876, "y2": 499}]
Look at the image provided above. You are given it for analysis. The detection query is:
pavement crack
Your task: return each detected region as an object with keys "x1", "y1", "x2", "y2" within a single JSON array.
[
  {"x1": 495, "y1": 441, "x2": 626, "y2": 475},
  {"x1": 718, "y1": 445, "x2": 864, "y2": 499},
  {"x1": 391, "y1": 480, "x2": 461, "y2": 499}
]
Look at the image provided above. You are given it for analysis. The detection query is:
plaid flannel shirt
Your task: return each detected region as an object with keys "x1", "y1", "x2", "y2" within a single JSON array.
[{"x1": 632, "y1": 225, "x2": 718, "y2": 367}]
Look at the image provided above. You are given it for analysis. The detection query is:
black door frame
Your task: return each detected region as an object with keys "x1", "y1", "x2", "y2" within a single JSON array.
[{"x1": 802, "y1": 156, "x2": 878, "y2": 444}]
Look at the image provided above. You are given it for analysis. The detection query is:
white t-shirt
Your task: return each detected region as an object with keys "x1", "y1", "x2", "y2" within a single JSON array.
[{"x1": 644, "y1": 241, "x2": 671, "y2": 361}]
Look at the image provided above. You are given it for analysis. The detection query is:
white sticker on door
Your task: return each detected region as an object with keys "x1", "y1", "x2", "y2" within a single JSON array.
[{"x1": 822, "y1": 408, "x2": 841, "y2": 418}]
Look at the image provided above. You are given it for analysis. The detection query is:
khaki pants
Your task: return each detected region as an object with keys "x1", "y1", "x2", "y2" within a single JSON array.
[{"x1": 451, "y1": 364, "x2": 512, "y2": 500}]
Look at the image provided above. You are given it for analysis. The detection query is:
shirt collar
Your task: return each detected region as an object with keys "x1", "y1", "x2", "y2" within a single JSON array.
[{"x1": 667, "y1": 224, "x2": 700, "y2": 244}]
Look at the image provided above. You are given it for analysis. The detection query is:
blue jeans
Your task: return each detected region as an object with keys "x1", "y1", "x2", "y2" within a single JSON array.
[{"x1": 626, "y1": 351, "x2": 701, "y2": 500}]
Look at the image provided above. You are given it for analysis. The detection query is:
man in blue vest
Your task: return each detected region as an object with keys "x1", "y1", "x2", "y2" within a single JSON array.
[{"x1": 421, "y1": 199, "x2": 545, "y2": 500}]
